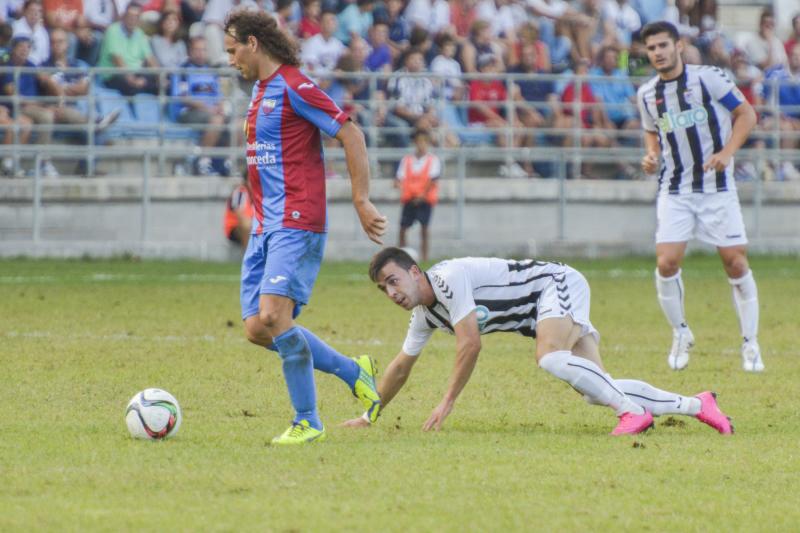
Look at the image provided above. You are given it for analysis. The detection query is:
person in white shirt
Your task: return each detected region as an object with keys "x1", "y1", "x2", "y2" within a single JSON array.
[
  {"x1": 742, "y1": 8, "x2": 788, "y2": 71},
  {"x1": 11, "y1": 0, "x2": 49, "y2": 65},
  {"x1": 301, "y1": 11, "x2": 346, "y2": 78},
  {"x1": 342, "y1": 247, "x2": 735, "y2": 436}
]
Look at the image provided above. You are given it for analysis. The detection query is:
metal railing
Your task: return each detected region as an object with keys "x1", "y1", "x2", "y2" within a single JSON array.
[{"x1": 1, "y1": 66, "x2": 799, "y2": 178}]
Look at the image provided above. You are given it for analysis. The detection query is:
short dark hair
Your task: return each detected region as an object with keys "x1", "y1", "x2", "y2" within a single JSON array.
[
  {"x1": 224, "y1": 9, "x2": 300, "y2": 66},
  {"x1": 368, "y1": 247, "x2": 419, "y2": 282},
  {"x1": 640, "y1": 21, "x2": 679, "y2": 44}
]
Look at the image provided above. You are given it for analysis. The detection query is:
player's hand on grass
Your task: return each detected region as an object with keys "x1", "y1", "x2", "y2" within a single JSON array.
[
  {"x1": 703, "y1": 150, "x2": 732, "y2": 172},
  {"x1": 422, "y1": 399, "x2": 454, "y2": 432},
  {"x1": 340, "y1": 416, "x2": 371, "y2": 428},
  {"x1": 355, "y1": 199, "x2": 388, "y2": 245},
  {"x1": 641, "y1": 153, "x2": 659, "y2": 174}
]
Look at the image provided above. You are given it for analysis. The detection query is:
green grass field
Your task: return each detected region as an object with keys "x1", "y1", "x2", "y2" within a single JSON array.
[{"x1": 1, "y1": 255, "x2": 799, "y2": 531}]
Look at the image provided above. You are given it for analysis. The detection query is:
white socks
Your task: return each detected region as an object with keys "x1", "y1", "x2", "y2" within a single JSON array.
[
  {"x1": 615, "y1": 379, "x2": 701, "y2": 416},
  {"x1": 729, "y1": 270, "x2": 759, "y2": 342},
  {"x1": 656, "y1": 269, "x2": 688, "y2": 330},
  {"x1": 539, "y1": 351, "x2": 644, "y2": 416}
]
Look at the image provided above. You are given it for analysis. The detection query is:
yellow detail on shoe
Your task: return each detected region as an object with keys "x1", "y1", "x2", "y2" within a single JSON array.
[
  {"x1": 352, "y1": 355, "x2": 382, "y2": 423},
  {"x1": 270, "y1": 419, "x2": 327, "y2": 445}
]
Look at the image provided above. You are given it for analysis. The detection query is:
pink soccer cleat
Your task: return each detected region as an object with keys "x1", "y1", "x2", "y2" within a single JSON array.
[
  {"x1": 695, "y1": 391, "x2": 734, "y2": 435},
  {"x1": 611, "y1": 411, "x2": 654, "y2": 436}
]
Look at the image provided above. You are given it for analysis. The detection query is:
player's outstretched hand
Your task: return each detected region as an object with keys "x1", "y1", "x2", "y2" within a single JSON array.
[
  {"x1": 641, "y1": 153, "x2": 659, "y2": 175},
  {"x1": 703, "y1": 151, "x2": 732, "y2": 173},
  {"x1": 355, "y1": 200, "x2": 387, "y2": 245},
  {"x1": 340, "y1": 416, "x2": 371, "y2": 428},
  {"x1": 422, "y1": 399, "x2": 454, "y2": 432}
]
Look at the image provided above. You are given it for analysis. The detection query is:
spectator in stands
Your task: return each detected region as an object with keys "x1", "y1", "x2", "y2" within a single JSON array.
[
  {"x1": 404, "y1": 0, "x2": 450, "y2": 36},
  {"x1": 81, "y1": 0, "x2": 118, "y2": 65},
  {"x1": 395, "y1": 128, "x2": 439, "y2": 261},
  {"x1": 0, "y1": 21, "x2": 12, "y2": 57},
  {"x1": 742, "y1": 8, "x2": 788, "y2": 72},
  {"x1": 467, "y1": 52, "x2": 531, "y2": 176},
  {"x1": 298, "y1": 0, "x2": 321, "y2": 39},
  {"x1": 98, "y1": 2, "x2": 160, "y2": 95},
  {"x1": 513, "y1": 20, "x2": 552, "y2": 73},
  {"x1": 431, "y1": 32, "x2": 463, "y2": 101},
  {"x1": 201, "y1": 0, "x2": 258, "y2": 66},
  {"x1": 588, "y1": 46, "x2": 639, "y2": 142},
  {"x1": 785, "y1": 14, "x2": 800, "y2": 58},
  {"x1": 11, "y1": 0, "x2": 48, "y2": 65},
  {"x1": 449, "y1": 0, "x2": 477, "y2": 40},
  {"x1": 336, "y1": 0, "x2": 374, "y2": 45},
  {"x1": 554, "y1": 57, "x2": 612, "y2": 178},
  {"x1": 151, "y1": 9, "x2": 187, "y2": 68},
  {"x1": 171, "y1": 36, "x2": 230, "y2": 176},
  {"x1": 527, "y1": 0, "x2": 593, "y2": 62},
  {"x1": 377, "y1": 0, "x2": 409, "y2": 58},
  {"x1": 0, "y1": 36, "x2": 58, "y2": 175},
  {"x1": 510, "y1": 42, "x2": 561, "y2": 133},
  {"x1": 43, "y1": 0, "x2": 102, "y2": 66},
  {"x1": 301, "y1": 10, "x2": 346, "y2": 80},
  {"x1": 365, "y1": 19, "x2": 391, "y2": 72},
  {"x1": 385, "y1": 48, "x2": 439, "y2": 147},
  {"x1": 460, "y1": 20, "x2": 502, "y2": 73},
  {"x1": 600, "y1": 0, "x2": 641, "y2": 48},
  {"x1": 763, "y1": 43, "x2": 800, "y2": 181},
  {"x1": 274, "y1": 0, "x2": 297, "y2": 34},
  {"x1": 180, "y1": 0, "x2": 206, "y2": 28},
  {"x1": 224, "y1": 173, "x2": 254, "y2": 248},
  {"x1": 38, "y1": 27, "x2": 121, "y2": 138}
]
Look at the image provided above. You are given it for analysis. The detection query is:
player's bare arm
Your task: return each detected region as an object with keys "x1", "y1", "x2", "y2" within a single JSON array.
[
  {"x1": 341, "y1": 351, "x2": 418, "y2": 428},
  {"x1": 336, "y1": 120, "x2": 387, "y2": 245},
  {"x1": 422, "y1": 311, "x2": 481, "y2": 432},
  {"x1": 642, "y1": 131, "x2": 660, "y2": 174},
  {"x1": 703, "y1": 101, "x2": 757, "y2": 172}
]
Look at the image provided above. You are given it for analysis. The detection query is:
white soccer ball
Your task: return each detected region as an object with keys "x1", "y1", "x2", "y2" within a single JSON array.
[{"x1": 125, "y1": 388, "x2": 182, "y2": 440}]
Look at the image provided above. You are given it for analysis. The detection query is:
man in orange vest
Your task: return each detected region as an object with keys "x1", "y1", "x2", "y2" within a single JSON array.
[
  {"x1": 395, "y1": 128, "x2": 440, "y2": 262},
  {"x1": 223, "y1": 175, "x2": 255, "y2": 248}
]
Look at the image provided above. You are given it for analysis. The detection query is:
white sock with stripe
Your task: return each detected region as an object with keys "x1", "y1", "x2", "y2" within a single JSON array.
[
  {"x1": 538, "y1": 351, "x2": 644, "y2": 416},
  {"x1": 615, "y1": 379, "x2": 701, "y2": 416},
  {"x1": 656, "y1": 269, "x2": 689, "y2": 331},
  {"x1": 729, "y1": 270, "x2": 759, "y2": 342}
]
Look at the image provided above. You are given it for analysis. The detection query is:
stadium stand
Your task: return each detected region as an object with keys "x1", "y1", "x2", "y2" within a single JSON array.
[{"x1": 0, "y1": 0, "x2": 798, "y2": 181}]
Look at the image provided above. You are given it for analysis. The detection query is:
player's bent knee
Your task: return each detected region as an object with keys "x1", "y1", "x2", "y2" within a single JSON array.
[{"x1": 656, "y1": 256, "x2": 681, "y2": 277}]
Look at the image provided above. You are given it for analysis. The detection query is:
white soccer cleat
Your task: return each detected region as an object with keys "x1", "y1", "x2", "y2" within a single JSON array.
[
  {"x1": 741, "y1": 340, "x2": 764, "y2": 373},
  {"x1": 667, "y1": 327, "x2": 694, "y2": 370}
]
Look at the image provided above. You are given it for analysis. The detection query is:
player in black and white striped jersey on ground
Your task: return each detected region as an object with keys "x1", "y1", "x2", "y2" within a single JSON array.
[
  {"x1": 637, "y1": 21, "x2": 763, "y2": 373},
  {"x1": 342, "y1": 247, "x2": 734, "y2": 436}
]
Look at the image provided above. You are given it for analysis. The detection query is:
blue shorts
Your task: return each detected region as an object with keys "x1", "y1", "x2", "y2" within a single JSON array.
[{"x1": 240, "y1": 228, "x2": 327, "y2": 320}]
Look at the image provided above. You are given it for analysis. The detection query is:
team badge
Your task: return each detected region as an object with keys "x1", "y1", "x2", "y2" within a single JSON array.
[{"x1": 262, "y1": 98, "x2": 277, "y2": 114}]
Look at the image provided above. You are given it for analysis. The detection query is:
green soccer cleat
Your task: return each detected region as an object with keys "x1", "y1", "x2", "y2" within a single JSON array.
[
  {"x1": 270, "y1": 420, "x2": 327, "y2": 445},
  {"x1": 352, "y1": 355, "x2": 382, "y2": 423}
]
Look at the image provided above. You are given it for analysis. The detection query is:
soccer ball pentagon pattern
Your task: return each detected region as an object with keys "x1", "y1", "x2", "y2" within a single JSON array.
[{"x1": 125, "y1": 388, "x2": 182, "y2": 440}]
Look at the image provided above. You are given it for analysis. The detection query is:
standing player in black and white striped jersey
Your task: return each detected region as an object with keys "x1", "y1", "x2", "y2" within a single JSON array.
[
  {"x1": 342, "y1": 247, "x2": 734, "y2": 436},
  {"x1": 637, "y1": 21, "x2": 763, "y2": 373}
]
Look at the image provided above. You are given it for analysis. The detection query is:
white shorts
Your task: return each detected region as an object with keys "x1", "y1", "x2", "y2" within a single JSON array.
[
  {"x1": 655, "y1": 191, "x2": 748, "y2": 247},
  {"x1": 536, "y1": 267, "x2": 600, "y2": 343}
]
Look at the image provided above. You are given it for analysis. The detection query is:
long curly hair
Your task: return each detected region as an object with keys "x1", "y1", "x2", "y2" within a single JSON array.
[{"x1": 224, "y1": 10, "x2": 300, "y2": 66}]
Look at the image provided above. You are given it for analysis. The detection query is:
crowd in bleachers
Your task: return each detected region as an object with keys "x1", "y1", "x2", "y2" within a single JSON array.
[{"x1": 1, "y1": 0, "x2": 800, "y2": 179}]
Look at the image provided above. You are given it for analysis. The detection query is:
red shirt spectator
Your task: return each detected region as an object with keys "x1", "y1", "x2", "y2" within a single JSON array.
[
  {"x1": 43, "y1": 0, "x2": 83, "y2": 30},
  {"x1": 561, "y1": 81, "x2": 596, "y2": 128},
  {"x1": 468, "y1": 78, "x2": 506, "y2": 123}
]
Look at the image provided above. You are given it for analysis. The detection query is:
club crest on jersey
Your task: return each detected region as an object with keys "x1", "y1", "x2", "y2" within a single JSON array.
[
  {"x1": 475, "y1": 305, "x2": 490, "y2": 331},
  {"x1": 261, "y1": 98, "x2": 277, "y2": 114},
  {"x1": 656, "y1": 107, "x2": 708, "y2": 133}
]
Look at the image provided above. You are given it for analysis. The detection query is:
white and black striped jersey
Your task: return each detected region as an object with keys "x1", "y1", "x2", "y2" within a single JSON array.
[
  {"x1": 401, "y1": 257, "x2": 567, "y2": 356},
  {"x1": 637, "y1": 64, "x2": 746, "y2": 195}
]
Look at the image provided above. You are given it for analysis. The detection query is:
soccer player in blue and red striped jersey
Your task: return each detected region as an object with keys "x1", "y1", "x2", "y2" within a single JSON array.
[{"x1": 224, "y1": 10, "x2": 387, "y2": 445}]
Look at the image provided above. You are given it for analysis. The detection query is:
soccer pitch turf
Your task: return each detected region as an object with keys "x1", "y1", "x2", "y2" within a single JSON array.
[{"x1": 1, "y1": 255, "x2": 798, "y2": 531}]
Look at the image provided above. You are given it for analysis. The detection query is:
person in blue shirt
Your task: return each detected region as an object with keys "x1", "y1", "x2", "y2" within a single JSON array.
[
  {"x1": 170, "y1": 36, "x2": 230, "y2": 176},
  {"x1": 335, "y1": 0, "x2": 374, "y2": 45},
  {"x1": 589, "y1": 46, "x2": 640, "y2": 132}
]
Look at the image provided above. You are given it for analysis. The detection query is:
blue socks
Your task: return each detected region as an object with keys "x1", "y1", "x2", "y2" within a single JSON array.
[
  {"x1": 273, "y1": 327, "x2": 322, "y2": 430},
  {"x1": 296, "y1": 326, "x2": 359, "y2": 389}
]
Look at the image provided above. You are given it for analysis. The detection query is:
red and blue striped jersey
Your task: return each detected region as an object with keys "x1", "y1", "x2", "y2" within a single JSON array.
[{"x1": 244, "y1": 64, "x2": 349, "y2": 234}]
